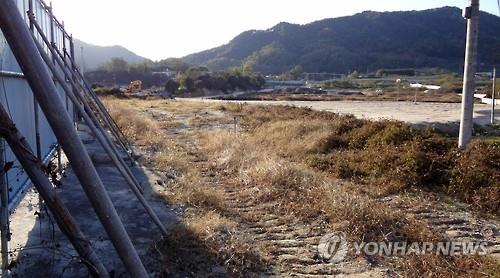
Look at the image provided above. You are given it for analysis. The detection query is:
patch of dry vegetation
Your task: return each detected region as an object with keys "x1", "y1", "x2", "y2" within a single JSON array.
[
  {"x1": 104, "y1": 97, "x2": 269, "y2": 275},
  {"x1": 157, "y1": 212, "x2": 268, "y2": 276},
  {"x1": 104, "y1": 97, "x2": 499, "y2": 276},
  {"x1": 201, "y1": 129, "x2": 497, "y2": 277},
  {"x1": 188, "y1": 114, "x2": 211, "y2": 127},
  {"x1": 201, "y1": 103, "x2": 500, "y2": 276},
  {"x1": 204, "y1": 131, "x2": 413, "y2": 241},
  {"x1": 450, "y1": 142, "x2": 500, "y2": 211},
  {"x1": 105, "y1": 103, "x2": 160, "y2": 143},
  {"x1": 219, "y1": 103, "x2": 499, "y2": 214}
]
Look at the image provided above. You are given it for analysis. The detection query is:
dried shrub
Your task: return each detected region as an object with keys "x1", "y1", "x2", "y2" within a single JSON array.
[
  {"x1": 450, "y1": 141, "x2": 500, "y2": 213},
  {"x1": 159, "y1": 213, "x2": 268, "y2": 276},
  {"x1": 202, "y1": 129, "x2": 427, "y2": 244},
  {"x1": 215, "y1": 104, "x2": 499, "y2": 214},
  {"x1": 402, "y1": 255, "x2": 500, "y2": 278}
]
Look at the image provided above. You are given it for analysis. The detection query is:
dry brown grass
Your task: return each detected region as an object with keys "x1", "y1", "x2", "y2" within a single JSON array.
[
  {"x1": 103, "y1": 97, "x2": 269, "y2": 275},
  {"x1": 186, "y1": 212, "x2": 268, "y2": 274},
  {"x1": 158, "y1": 212, "x2": 268, "y2": 276},
  {"x1": 217, "y1": 103, "x2": 499, "y2": 214},
  {"x1": 202, "y1": 130, "x2": 419, "y2": 241},
  {"x1": 188, "y1": 114, "x2": 211, "y2": 127},
  {"x1": 449, "y1": 141, "x2": 500, "y2": 212},
  {"x1": 165, "y1": 179, "x2": 225, "y2": 210},
  {"x1": 157, "y1": 118, "x2": 184, "y2": 130},
  {"x1": 400, "y1": 255, "x2": 500, "y2": 278},
  {"x1": 200, "y1": 103, "x2": 500, "y2": 276},
  {"x1": 105, "y1": 103, "x2": 161, "y2": 144},
  {"x1": 103, "y1": 97, "x2": 499, "y2": 276},
  {"x1": 200, "y1": 128, "x2": 497, "y2": 277}
]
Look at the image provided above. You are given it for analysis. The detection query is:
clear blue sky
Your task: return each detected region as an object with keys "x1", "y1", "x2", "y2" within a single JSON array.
[{"x1": 50, "y1": 0, "x2": 499, "y2": 60}]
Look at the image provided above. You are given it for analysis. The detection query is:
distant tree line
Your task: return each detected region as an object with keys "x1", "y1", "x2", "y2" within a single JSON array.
[
  {"x1": 168, "y1": 66, "x2": 265, "y2": 96},
  {"x1": 84, "y1": 57, "x2": 190, "y2": 87},
  {"x1": 85, "y1": 57, "x2": 265, "y2": 96}
]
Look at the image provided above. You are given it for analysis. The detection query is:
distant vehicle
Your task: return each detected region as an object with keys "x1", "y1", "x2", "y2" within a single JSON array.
[{"x1": 126, "y1": 80, "x2": 142, "y2": 93}]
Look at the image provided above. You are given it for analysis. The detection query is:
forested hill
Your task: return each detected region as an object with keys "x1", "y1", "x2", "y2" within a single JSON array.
[
  {"x1": 183, "y1": 7, "x2": 500, "y2": 74},
  {"x1": 74, "y1": 39, "x2": 147, "y2": 70}
]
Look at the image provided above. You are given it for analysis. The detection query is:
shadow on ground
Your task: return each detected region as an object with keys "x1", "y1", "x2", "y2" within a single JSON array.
[{"x1": 4, "y1": 124, "x2": 252, "y2": 277}]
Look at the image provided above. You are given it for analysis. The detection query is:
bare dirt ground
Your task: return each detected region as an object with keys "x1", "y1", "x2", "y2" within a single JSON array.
[
  {"x1": 107, "y1": 99, "x2": 499, "y2": 277},
  {"x1": 228, "y1": 91, "x2": 463, "y2": 104},
  {"x1": 186, "y1": 99, "x2": 497, "y2": 128}
]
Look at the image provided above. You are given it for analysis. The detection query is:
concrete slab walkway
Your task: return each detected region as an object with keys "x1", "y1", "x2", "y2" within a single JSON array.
[{"x1": 3, "y1": 126, "x2": 175, "y2": 277}]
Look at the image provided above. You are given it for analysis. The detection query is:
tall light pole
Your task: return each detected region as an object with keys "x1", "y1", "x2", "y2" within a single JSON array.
[{"x1": 459, "y1": 0, "x2": 480, "y2": 148}]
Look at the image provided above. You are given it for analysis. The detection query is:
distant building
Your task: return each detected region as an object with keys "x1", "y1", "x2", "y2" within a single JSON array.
[
  {"x1": 475, "y1": 72, "x2": 493, "y2": 78},
  {"x1": 152, "y1": 68, "x2": 177, "y2": 78}
]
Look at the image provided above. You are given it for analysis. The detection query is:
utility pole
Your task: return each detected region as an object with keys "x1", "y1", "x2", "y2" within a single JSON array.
[
  {"x1": 459, "y1": 0, "x2": 480, "y2": 148},
  {"x1": 396, "y1": 78, "x2": 401, "y2": 102},
  {"x1": 492, "y1": 67, "x2": 496, "y2": 124}
]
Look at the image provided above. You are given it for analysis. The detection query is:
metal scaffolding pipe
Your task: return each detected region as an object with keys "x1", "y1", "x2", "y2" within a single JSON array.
[
  {"x1": 0, "y1": 1, "x2": 148, "y2": 276},
  {"x1": 82, "y1": 78, "x2": 135, "y2": 159},
  {"x1": 63, "y1": 50, "x2": 135, "y2": 161},
  {"x1": 46, "y1": 2, "x2": 64, "y2": 177},
  {"x1": 0, "y1": 70, "x2": 24, "y2": 79},
  {"x1": 28, "y1": 0, "x2": 45, "y2": 212},
  {"x1": 70, "y1": 35, "x2": 79, "y2": 123},
  {"x1": 28, "y1": 0, "x2": 42, "y2": 161},
  {"x1": 61, "y1": 50, "x2": 135, "y2": 159},
  {"x1": 0, "y1": 103, "x2": 108, "y2": 277},
  {"x1": 62, "y1": 52, "x2": 134, "y2": 163},
  {"x1": 28, "y1": 18, "x2": 142, "y2": 190},
  {"x1": 30, "y1": 20, "x2": 168, "y2": 237},
  {"x1": 60, "y1": 46, "x2": 131, "y2": 152},
  {"x1": 0, "y1": 139, "x2": 9, "y2": 277},
  {"x1": 29, "y1": 19, "x2": 145, "y2": 197}
]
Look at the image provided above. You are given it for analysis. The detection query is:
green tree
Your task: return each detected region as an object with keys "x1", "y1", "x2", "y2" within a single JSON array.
[
  {"x1": 348, "y1": 70, "x2": 360, "y2": 79},
  {"x1": 165, "y1": 79, "x2": 179, "y2": 94},
  {"x1": 157, "y1": 58, "x2": 190, "y2": 73},
  {"x1": 129, "y1": 61, "x2": 152, "y2": 75},
  {"x1": 186, "y1": 66, "x2": 210, "y2": 79},
  {"x1": 287, "y1": 65, "x2": 303, "y2": 80},
  {"x1": 103, "y1": 57, "x2": 129, "y2": 72}
]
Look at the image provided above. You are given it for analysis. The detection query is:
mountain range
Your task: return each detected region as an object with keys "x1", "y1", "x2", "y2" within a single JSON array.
[
  {"x1": 74, "y1": 39, "x2": 146, "y2": 70},
  {"x1": 183, "y1": 7, "x2": 500, "y2": 74}
]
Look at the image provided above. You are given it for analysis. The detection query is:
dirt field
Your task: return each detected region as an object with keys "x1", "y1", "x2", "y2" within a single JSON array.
[
  {"x1": 102, "y1": 98, "x2": 499, "y2": 277},
  {"x1": 230, "y1": 90, "x2": 463, "y2": 103},
  {"x1": 189, "y1": 99, "x2": 497, "y2": 128}
]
